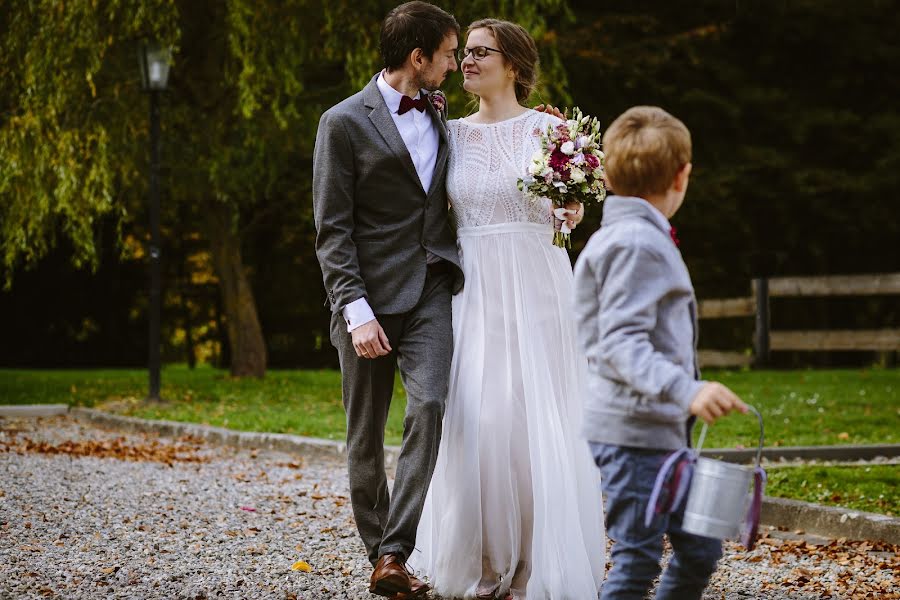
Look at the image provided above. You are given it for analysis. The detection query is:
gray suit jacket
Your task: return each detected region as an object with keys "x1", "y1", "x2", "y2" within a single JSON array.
[{"x1": 313, "y1": 75, "x2": 462, "y2": 315}]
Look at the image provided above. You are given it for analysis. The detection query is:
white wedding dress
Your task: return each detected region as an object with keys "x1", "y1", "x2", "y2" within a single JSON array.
[{"x1": 409, "y1": 110, "x2": 606, "y2": 599}]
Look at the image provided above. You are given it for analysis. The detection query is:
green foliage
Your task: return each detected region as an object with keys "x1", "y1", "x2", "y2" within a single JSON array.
[
  {"x1": 0, "y1": 0, "x2": 572, "y2": 281},
  {"x1": 0, "y1": 0, "x2": 179, "y2": 285}
]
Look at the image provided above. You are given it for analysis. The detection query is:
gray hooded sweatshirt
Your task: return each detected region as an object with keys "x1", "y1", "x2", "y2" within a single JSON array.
[{"x1": 573, "y1": 195, "x2": 704, "y2": 451}]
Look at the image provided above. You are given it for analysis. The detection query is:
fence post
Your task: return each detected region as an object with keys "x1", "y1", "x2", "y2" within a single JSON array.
[{"x1": 753, "y1": 277, "x2": 770, "y2": 367}]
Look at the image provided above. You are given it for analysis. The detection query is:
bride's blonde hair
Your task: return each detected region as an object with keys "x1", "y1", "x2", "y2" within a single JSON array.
[{"x1": 467, "y1": 18, "x2": 539, "y2": 103}]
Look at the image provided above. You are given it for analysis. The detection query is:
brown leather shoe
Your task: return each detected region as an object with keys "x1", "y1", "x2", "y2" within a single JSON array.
[
  {"x1": 370, "y1": 553, "x2": 412, "y2": 598},
  {"x1": 389, "y1": 582, "x2": 430, "y2": 600},
  {"x1": 407, "y1": 573, "x2": 430, "y2": 598}
]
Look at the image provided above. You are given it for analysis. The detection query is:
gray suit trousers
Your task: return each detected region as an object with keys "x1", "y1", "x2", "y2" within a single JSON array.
[{"x1": 330, "y1": 268, "x2": 453, "y2": 565}]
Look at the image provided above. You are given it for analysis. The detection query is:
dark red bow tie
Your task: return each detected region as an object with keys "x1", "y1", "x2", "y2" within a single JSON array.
[
  {"x1": 398, "y1": 95, "x2": 427, "y2": 115},
  {"x1": 670, "y1": 226, "x2": 680, "y2": 247}
]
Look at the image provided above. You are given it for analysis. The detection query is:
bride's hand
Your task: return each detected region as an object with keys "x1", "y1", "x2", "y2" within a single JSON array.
[{"x1": 563, "y1": 201, "x2": 584, "y2": 229}]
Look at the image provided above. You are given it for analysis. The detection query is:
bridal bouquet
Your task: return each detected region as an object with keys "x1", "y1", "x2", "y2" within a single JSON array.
[{"x1": 518, "y1": 107, "x2": 607, "y2": 248}]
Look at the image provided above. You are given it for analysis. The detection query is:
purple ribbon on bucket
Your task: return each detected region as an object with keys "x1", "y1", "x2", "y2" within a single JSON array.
[
  {"x1": 740, "y1": 467, "x2": 767, "y2": 550},
  {"x1": 645, "y1": 405, "x2": 767, "y2": 550},
  {"x1": 644, "y1": 448, "x2": 696, "y2": 528}
]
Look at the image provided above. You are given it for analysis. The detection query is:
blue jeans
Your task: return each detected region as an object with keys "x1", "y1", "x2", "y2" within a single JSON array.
[{"x1": 591, "y1": 443, "x2": 722, "y2": 600}]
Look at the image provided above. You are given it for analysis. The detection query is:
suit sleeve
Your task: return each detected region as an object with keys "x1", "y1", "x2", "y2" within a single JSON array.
[{"x1": 313, "y1": 110, "x2": 367, "y2": 313}]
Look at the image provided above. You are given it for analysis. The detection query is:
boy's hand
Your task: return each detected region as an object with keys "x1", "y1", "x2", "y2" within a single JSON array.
[{"x1": 690, "y1": 382, "x2": 749, "y2": 425}]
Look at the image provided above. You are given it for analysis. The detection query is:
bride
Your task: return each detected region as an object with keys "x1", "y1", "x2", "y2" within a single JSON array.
[{"x1": 409, "y1": 18, "x2": 605, "y2": 600}]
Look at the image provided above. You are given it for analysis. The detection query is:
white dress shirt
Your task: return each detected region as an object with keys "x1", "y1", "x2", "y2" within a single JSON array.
[{"x1": 342, "y1": 72, "x2": 440, "y2": 332}]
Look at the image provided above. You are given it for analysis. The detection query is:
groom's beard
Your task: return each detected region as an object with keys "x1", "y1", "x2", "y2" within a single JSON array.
[{"x1": 418, "y1": 70, "x2": 453, "y2": 92}]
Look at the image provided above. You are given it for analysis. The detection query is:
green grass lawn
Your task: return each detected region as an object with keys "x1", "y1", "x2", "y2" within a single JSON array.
[
  {"x1": 2, "y1": 366, "x2": 898, "y2": 514},
  {"x1": 765, "y1": 464, "x2": 898, "y2": 516},
  {"x1": 0, "y1": 366, "x2": 401, "y2": 445},
  {"x1": 696, "y1": 368, "x2": 899, "y2": 449},
  {"x1": 2, "y1": 366, "x2": 896, "y2": 448}
]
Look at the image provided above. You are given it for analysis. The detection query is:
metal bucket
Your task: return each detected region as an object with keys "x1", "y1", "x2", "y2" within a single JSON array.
[{"x1": 681, "y1": 406, "x2": 764, "y2": 540}]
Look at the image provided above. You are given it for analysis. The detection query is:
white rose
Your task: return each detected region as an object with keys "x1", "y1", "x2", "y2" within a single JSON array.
[
  {"x1": 570, "y1": 167, "x2": 586, "y2": 184},
  {"x1": 560, "y1": 141, "x2": 575, "y2": 155}
]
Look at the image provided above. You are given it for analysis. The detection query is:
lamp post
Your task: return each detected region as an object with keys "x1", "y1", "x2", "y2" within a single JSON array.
[{"x1": 138, "y1": 42, "x2": 171, "y2": 401}]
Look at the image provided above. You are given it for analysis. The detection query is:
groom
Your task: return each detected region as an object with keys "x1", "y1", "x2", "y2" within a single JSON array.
[{"x1": 312, "y1": 2, "x2": 462, "y2": 598}]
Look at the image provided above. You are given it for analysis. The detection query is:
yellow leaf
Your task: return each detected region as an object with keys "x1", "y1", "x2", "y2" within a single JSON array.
[{"x1": 291, "y1": 560, "x2": 312, "y2": 572}]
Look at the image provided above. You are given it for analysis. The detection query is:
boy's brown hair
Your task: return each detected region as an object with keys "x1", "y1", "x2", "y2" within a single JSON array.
[{"x1": 603, "y1": 106, "x2": 691, "y2": 198}]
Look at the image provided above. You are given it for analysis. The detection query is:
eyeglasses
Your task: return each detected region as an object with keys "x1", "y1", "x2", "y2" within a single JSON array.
[{"x1": 457, "y1": 46, "x2": 503, "y2": 62}]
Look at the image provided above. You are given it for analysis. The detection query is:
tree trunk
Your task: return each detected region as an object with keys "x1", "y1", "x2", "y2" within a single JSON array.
[{"x1": 205, "y1": 202, "x2": 267, "y2": 377}]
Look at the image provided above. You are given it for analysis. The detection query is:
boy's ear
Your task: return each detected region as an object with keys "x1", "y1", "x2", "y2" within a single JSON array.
[{"x1": 673, "y1": 162, "x2": 692, "y2": 193}]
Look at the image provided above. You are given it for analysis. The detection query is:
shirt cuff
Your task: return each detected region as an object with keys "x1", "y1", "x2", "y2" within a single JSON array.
[{"x1": 342, "y1": 297, "x2": 376, "y2": 332}]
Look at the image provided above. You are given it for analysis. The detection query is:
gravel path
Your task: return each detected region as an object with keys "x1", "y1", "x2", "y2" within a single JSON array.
[{"x1": 1, "y1": 416, "x2": 897, "y2": 599}]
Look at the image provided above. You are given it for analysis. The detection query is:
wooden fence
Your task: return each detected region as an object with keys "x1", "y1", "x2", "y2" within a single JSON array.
[{"x1": 697, "y1": 273, "x2": 900, "y2": 368}]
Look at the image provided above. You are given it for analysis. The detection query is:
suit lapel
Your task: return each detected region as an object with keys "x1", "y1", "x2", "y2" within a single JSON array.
[
  {"x1": 423, "y1": 92, "x2": 449, "y2": 146},
  {"x1": 362, "y1": 78, "x2": 420, "y2": 188},
  {"x1": 423, "y1": 91, "x2": 449, "y2": 198}
]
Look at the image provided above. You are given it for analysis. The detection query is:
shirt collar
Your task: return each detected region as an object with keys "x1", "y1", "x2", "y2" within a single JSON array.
[
  {"x1": 601, "y1": 195, "x2": 672, "y2": 236},
  {"x1": 377, "y1": 70, "x2": 421, "y2": 115}
]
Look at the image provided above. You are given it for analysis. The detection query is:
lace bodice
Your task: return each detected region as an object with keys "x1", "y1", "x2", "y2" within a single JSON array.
[{"x1": 447, "y1": 110, "x2": 558, "y2": 228}]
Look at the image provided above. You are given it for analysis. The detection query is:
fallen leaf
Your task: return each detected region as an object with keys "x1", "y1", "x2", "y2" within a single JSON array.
[{"x1": 291, "y1": 560, "x2": 312, "y2": 572}]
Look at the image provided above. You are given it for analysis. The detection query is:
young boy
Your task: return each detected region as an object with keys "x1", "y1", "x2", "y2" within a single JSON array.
[{"x1": 573, "y1": 106, "x2": 748, "y2": 600}]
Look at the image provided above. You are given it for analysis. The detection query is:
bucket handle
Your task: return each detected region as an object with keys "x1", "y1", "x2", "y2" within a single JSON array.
[{"x1": 695, "y1": 404, "x2": 765, "y2": 468}]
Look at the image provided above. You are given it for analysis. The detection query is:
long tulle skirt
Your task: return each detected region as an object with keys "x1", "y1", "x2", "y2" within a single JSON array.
[{"x1": 409, "y1": 222, "x2": 605, "y2": 599}]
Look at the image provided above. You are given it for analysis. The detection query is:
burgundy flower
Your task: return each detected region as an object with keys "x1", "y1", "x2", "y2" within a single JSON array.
[
  {"x1": 584, "y1": 153, "x2": 600, "y2": 169},
  {"x1": 549, "y1": 149, "x2": 570, "y2": 173},
  {"x1": 429, "y1": 90, "x2": 446, "y2": 113}
]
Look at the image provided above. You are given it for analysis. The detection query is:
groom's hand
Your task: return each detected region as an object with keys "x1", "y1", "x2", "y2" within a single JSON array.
[
  {"x1": 352, "y1": 319, "x2": 392, "y2": 359},
  {"x1": 534, "y1": 104, "x2": 565, "y2": 120}
]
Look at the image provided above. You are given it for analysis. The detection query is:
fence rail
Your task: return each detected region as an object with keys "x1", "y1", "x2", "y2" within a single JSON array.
[
  {"x1": 698, "y1": 297, "x2": 756, "y2": 319},
  {"x1": 770, "y1": 329, "x2": 900, "y2": 352},
  {"x1": 697, "y1": 272, "x2": 900, "y2": 368},
  {"x1": 760, "y1": 273, "x2": 900, "y2": 297}
]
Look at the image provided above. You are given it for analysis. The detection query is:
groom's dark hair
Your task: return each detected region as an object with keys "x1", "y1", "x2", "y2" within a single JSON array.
[{"x1": 380, "y1": 2, "x2": 460, "y2": 70}]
